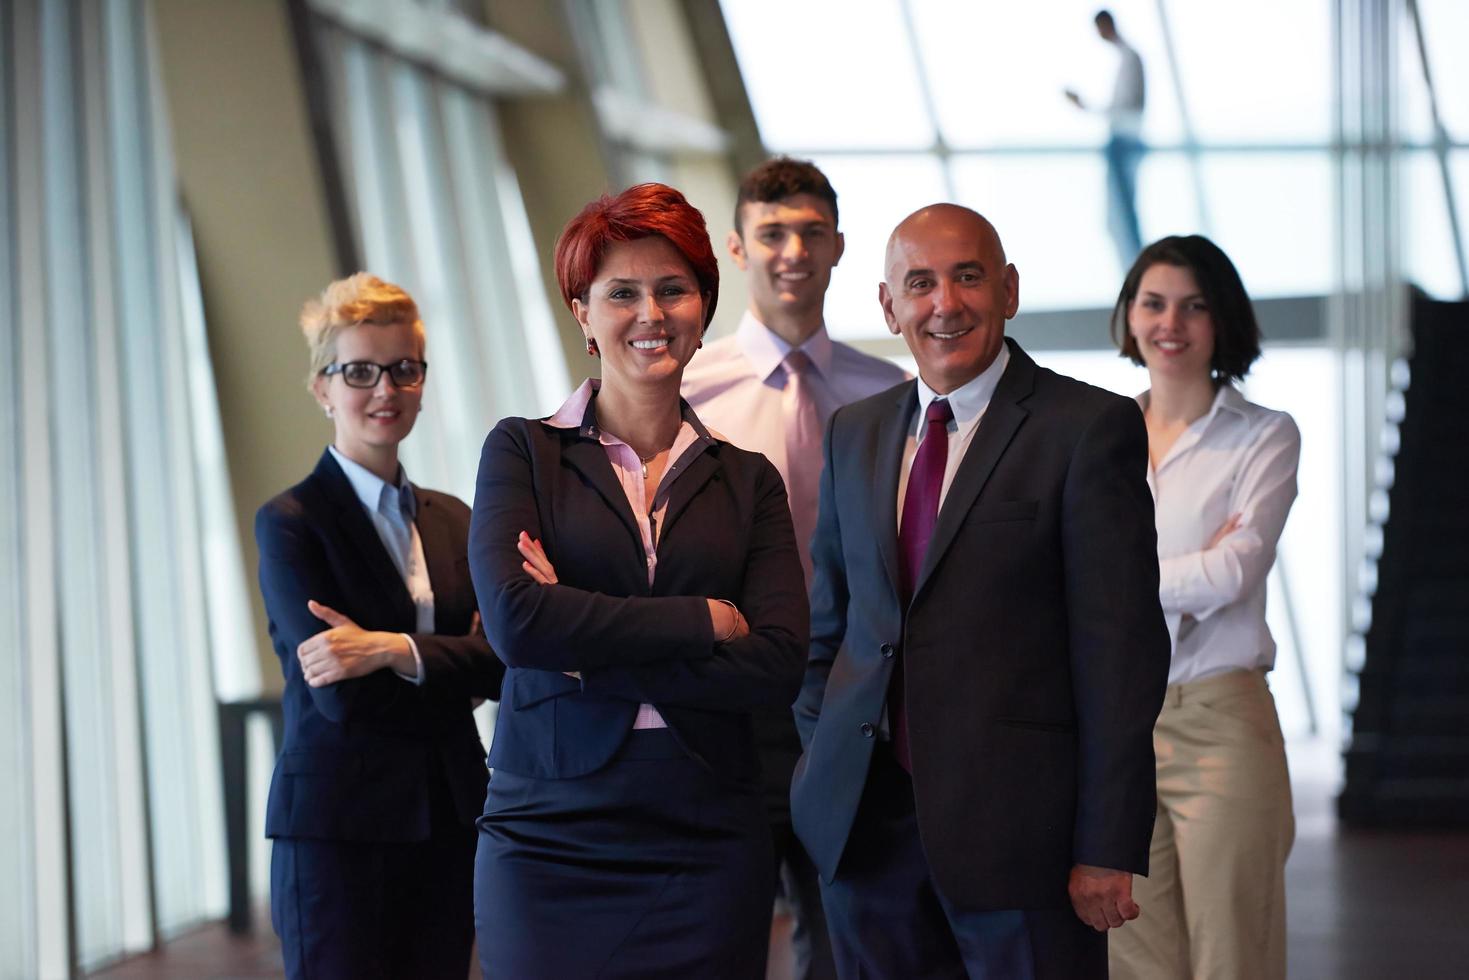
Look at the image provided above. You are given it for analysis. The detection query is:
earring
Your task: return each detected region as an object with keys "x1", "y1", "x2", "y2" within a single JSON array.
[
  {"x1": 323, "y1": 405, "x2": 334, "y2": 419},
  {"x1": 586, "y1": 338, "x2": 599, "y2": 357}
]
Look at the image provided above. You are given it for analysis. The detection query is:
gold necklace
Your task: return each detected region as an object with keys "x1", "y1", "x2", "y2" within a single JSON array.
[{"x1": 638, "y1": 449, "x2": 659, "y2": 480}]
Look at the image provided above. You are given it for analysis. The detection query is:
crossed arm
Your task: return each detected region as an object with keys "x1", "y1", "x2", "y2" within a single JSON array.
[
  {"x1": 467, "y1": 422, "x2": 806, "y2": 712},
  {"x1": 256, "y1": 505, "x2": 498, "y2": 723}
]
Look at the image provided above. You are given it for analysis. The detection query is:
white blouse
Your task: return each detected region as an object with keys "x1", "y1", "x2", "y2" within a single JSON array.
[{"x1": 1143, "y1": 385, "x2": 1301, "y2": 686}]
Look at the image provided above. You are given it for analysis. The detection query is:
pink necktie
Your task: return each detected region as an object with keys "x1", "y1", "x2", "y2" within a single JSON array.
[
  {"x1": 782, "y1": 350, "x2": 822, "y2": 585},
  {"x1": 892, "y1": 398, "x2": 953, "y2": 771}
]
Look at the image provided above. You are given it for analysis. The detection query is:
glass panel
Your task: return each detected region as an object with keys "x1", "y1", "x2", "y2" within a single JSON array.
[
  {"x1": 1456, "y1": 149, "x2": 1469, "y2": 295},
  {"x1": 1135, "y1": 149, "x2": 1204, "y2": 244},
  {"x1": 1164, "y1": 0, "x2": 1332, "y2": 144},
  {"x1": 718, "y1": 0, "x2": 935, "y2": 151},
  {"x1": 950, "y1": 153, "x2": 1121, "y2": 311},
  {"x1": 1242, "y1": 347, "x2": 1342, "y2": 741},
  {"x1": 319, "y1": 25, "x2": 568, "y2": 497},
  {"x1": 0, "y1": 0, "x2": 32, "y2": 969},
  {"x1": 1416, "y1": 0, "x2": 1469, "y2": 141},
  {"x1": 807, "y1": 154, "x2": 948, "y2": 339},
  {"x1": 1402, "y1": 150, "x2": 1460, "y2": 299},
  {"x1": 39, "y1": 1, "x2": 133, "y2": 964},
  {"x1": 1396, "y1": 3, "x2": 1434, "y2": 145},
  {"x1": 1197, "y1": 152, "x2": 1334, "y2": 298},
  {"x1": 911, "y1": 0, "x2": 1184, "y2": 148}
]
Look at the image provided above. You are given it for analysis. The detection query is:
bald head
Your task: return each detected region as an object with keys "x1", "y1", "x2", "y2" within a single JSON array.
[
  {"x1": 878, "y1": 202, "x2": 1019, "y2": 394},
  {"x1": 884, "y1": 205, "x2": 1007, "y2": 286}
]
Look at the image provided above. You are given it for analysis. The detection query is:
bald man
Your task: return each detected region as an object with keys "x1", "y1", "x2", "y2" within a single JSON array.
[{"x1": 790, "y1": 205, "x2": 1169, "y2": 978}]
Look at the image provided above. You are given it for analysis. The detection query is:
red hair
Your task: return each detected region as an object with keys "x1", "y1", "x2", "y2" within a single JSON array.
[{"x1": 553, "y1": 183, "x2": 719, "y2": 329}]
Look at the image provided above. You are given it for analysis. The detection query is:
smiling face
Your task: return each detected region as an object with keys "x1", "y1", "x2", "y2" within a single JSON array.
[
  {"x1": 312, "y1": 319, "x2": 424, "y2": 463},
  {"x1": 729, "y1": 193, "x2": 844, "y2": 337},
  {"x1": 880, "y1": 206, "x2": 1019, "y2": 395},
  {"x1": 572, "y1": 235, "x2": 706, "y2": 395},
  {"x1": 1127, "y1": 262, "x2": 1216, "y2": 382}
]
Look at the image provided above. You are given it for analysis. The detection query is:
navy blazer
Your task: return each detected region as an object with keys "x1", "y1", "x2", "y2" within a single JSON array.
[
  {"x1": 257, "y1": 449, "x2": 503, "y2": 842},
  {"x1": 468, "y1": 404, "x2": 807, "y2": 787},
  {"x1": 791, "y1": 340, "x2": 1170, "y2": 912}
]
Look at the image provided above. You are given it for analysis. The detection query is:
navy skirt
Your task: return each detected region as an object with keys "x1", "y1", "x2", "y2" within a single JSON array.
[{"x1": 474, "y1": 729, "x2": 774, "y2": 979}]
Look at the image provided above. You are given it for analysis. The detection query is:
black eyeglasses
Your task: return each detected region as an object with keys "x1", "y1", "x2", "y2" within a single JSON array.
[{"x1": 322, "y1": 359, "x2": 429, "y2": 389}]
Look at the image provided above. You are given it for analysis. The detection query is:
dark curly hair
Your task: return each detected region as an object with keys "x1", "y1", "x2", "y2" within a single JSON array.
[{"x1": 733, "y1": 157, "x2": 839, "y2": 235}]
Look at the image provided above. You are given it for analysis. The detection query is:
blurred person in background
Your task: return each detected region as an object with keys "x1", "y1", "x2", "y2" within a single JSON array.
[
  {"x1": 681, "y1": 156, "x2": 907, "y2": 980},
  {"x1": 255, "y1": 272, "x2": 504, "y2": 980},
  {"x1": 1107, "y1": 235, "x2": 1299, "y2": 980},
  {"x1": 469, "y1": 182, "x2": 807, "y2": 978},
  {"x1": 1066, "y1": 8, "x2": 1147, "y2": 268}
]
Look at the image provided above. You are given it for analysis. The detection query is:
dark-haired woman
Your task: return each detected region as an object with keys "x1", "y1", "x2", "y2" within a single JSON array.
[
  {"x1": 469, "y1": 183, "x2": 807, "y2": 978},
  {"x1": 1105, "y1": 236, "x2": 1298, "y2": 980}
]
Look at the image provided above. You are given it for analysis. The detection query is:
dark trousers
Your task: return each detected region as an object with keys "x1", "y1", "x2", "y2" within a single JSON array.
[
  {"x1": 271, "y1": 828, "x2": 476, "y2": 980},
  {"x1": 819, "y1": 745, "x2": 1106, "y2": 980},
  {"x1": 772, "y1": 819, "x2": 837, "y2": 980}
]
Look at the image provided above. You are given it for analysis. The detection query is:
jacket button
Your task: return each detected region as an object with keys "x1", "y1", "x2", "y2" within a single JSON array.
[
  {"x1": 860, "y1": 722, "x2": 875, "y2": 738},
  {"x1": 880, "y1": 643, "x2": 895, "y2": 659}
]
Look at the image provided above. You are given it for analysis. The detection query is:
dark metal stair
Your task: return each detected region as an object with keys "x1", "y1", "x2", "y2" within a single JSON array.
[{"x1": 1339, "y1": 289, "x2": 1469, "y2": 828}]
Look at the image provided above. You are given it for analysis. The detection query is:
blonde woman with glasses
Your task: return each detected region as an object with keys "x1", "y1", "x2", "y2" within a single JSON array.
[{"x1": 255, "y1": 273, "x2": 503, "y2": 980}]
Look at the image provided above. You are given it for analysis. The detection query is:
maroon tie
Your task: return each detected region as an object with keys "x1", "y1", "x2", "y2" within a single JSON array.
[{"x1": 891, "y1": 398, "x2": 953, "y2": 771}]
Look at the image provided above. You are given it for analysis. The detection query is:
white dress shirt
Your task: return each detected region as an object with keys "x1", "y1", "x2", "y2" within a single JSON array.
[
  {"x1": 896, "y1": 344, "x2": 1011, "y2": 526},
  {"x1": 682, "y1": 310, "x2": 909, "y2": 573},
  {"x1": 1107, "y1": 39, "x2": 1145, "y2": 137},
  {"x1": 328, "y1": 446, "x2": 432, "y2": 683},
  {"x1": 1142, "y1": 386, "x2": 1300, "y2": 686}
]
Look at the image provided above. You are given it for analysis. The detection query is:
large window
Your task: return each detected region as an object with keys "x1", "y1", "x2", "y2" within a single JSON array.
[
  {"x1": 717, "y1": 0, "x2": 1382, "y2": 748},
  {"x1": 1398, "y1": 0, "x2": 1469, "y2": 299},
  {"x1": 4, "y1": 0, "x2": 237, "y2": 974},
  {"x1": 720, "y1": 0, "x2": 1338, "y2": 334},
  {"x1": 306, "y1": 0, "x2": 571, "y2": 500}
]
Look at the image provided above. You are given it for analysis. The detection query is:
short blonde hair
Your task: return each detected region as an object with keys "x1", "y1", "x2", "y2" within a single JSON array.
[{"x1": 300, "y1": 272, "x2": 426, "y2": 390}]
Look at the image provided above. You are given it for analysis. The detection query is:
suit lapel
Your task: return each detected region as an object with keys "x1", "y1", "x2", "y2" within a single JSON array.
[
  {"x1": 659, "y1": 447, "x2": 719, "y2": 545},
  {"x1": 873, "y1": 384, "x2": 916, "y2": 597},
  {"x1": 560, "y1": 436, "x2": 645, "y2": 553},
  {"x1": 315, "y1": 450, "x2": 414, "y2": 625},
  {"x1": 414, "y1": 491, "x2": 456, "y2": 611},
  {"x1": 911, "y1": 342, "x2": 1035, "y2": 602}
]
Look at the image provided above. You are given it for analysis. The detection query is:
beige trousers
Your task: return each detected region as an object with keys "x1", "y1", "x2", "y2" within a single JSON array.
[{"x1": 1109, "y1": 669, "x2": 1294, "y2": 980}]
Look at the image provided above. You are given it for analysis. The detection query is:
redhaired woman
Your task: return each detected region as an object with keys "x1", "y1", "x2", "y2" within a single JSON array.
[{"x1": 468, "y1": 184, "x2": 807, "y2": 977}]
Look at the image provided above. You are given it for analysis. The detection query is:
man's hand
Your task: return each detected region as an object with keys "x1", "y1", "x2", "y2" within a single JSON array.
[
  {"x1": 1068, "y1": 864, "x2": 1140, "y2": 932},
  {"x1": 296, "y1": 600, "x2": 411, "y2": 687}
]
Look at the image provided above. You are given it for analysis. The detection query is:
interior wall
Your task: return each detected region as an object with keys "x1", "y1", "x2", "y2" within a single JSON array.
[{"x1": 152, "y1": 0, "x2": 340, "y2": 693}]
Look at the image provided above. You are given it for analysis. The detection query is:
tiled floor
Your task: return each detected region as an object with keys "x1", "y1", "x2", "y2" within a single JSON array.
[
  {"x1": 88, "y1": 738, "x2": 1469, "y2": 979},
  {"x1": 1284, "y1": 740, "x2": 1469, "y2": 980}
]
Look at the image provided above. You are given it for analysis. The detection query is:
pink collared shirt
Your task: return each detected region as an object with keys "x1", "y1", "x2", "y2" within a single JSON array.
[
  {"x1": 544, "y1": 379, "x2": 708, "y2": 729},
  {"x1": 681, "y1": 311, "x2": 909, "y2": 578}
]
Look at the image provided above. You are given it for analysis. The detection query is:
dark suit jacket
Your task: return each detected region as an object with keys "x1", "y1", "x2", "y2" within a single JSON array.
[
  {"x1": 791, "y1": 339, "x2": 1170, "y2": 912},
  {"x1": 467, "y1": 403, "x2": 807, "y2": 786},
  {"x1": 257, "y1": 449, "x2": 503, "y2": 842}
]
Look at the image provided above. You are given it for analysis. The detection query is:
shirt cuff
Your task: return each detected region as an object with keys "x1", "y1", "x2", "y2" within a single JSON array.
[{"x1": 394, "y1": 633, "x2": 425, "y2": 685}]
